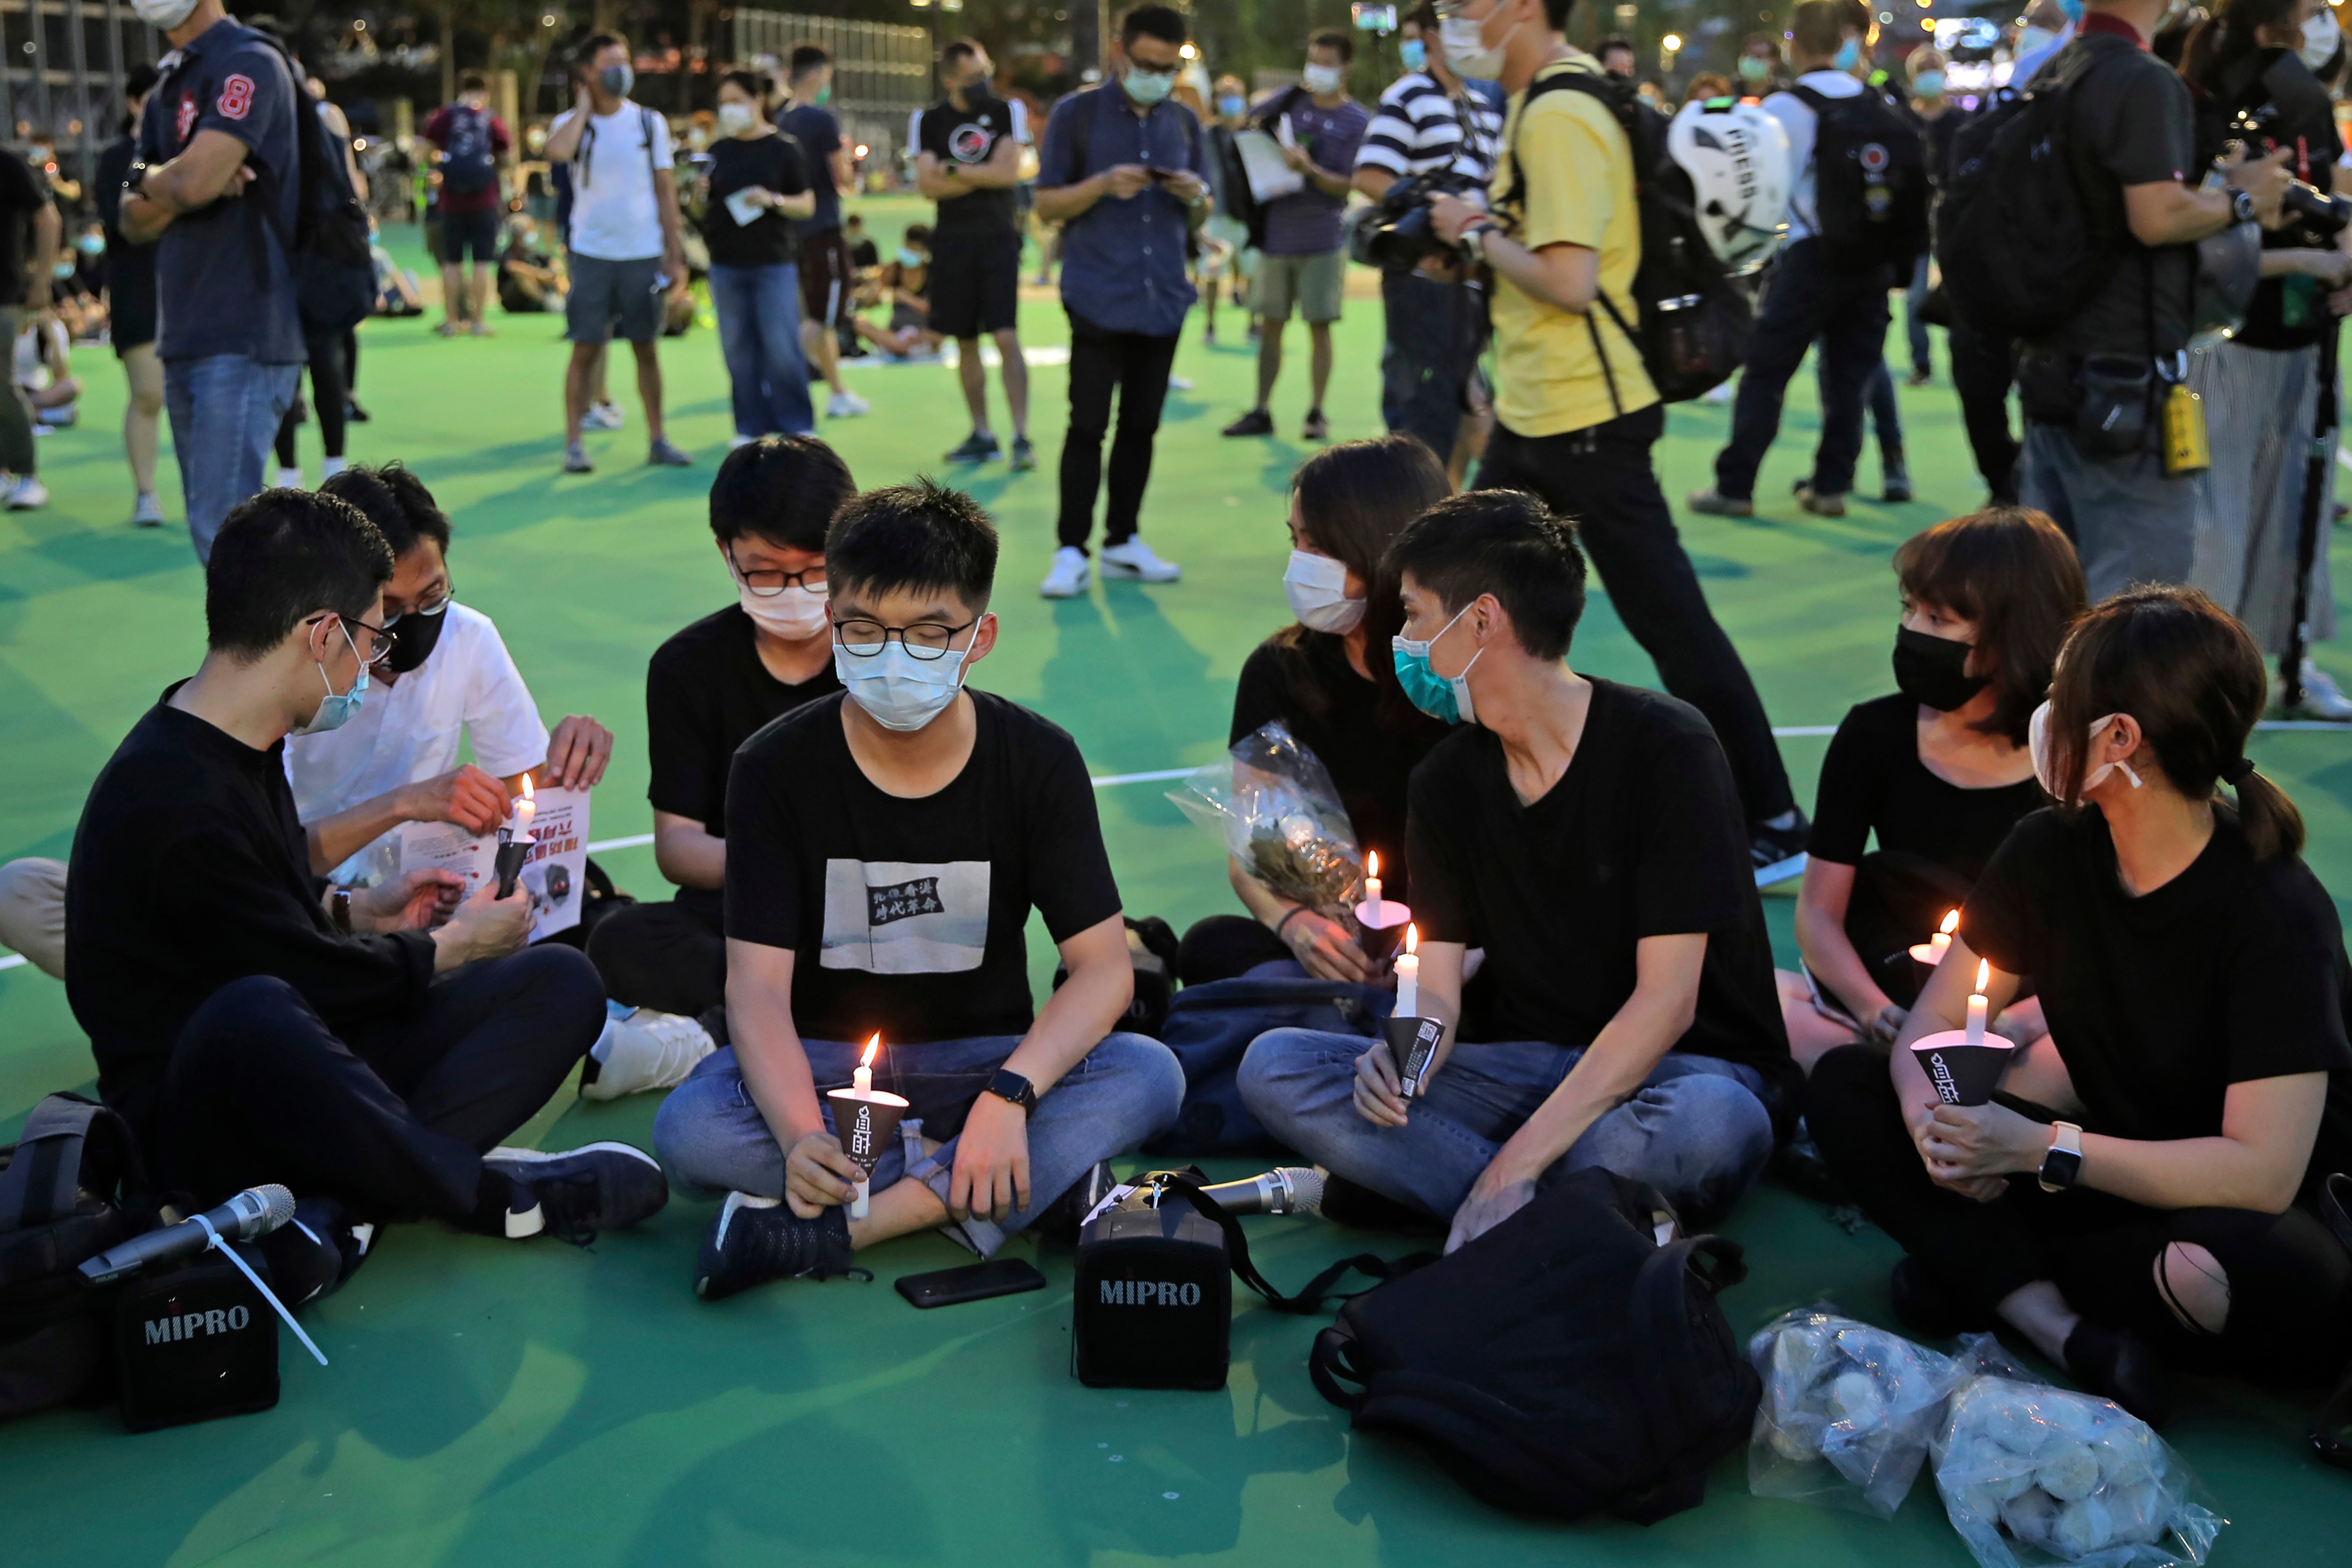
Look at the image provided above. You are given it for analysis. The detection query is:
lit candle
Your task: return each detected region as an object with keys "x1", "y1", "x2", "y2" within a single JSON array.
[
  {"x1": 1364, "y1": 851, "x2": 1384, "y2": 927},
  {"x1": 510, "y1": 776, "x2": 536, "y2": 837},
  {"x1": 854, "y1": 1033, "x2": 878, "y2": 1094},
  {"x1": 1964, "y1": 958, "x2": 1990, "y2": 1049},
  {"x1": 1395, "y1": 924, "x2": 1420, "y2": 1018},
  {"x1": 1930, "y1": 908, "x2": 1956, "y2": 963}
]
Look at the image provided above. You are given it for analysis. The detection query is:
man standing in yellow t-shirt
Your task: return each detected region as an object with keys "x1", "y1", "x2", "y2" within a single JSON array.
[{"x1": 1427, "y1": 0, "x2": 1805, "y2": 880}]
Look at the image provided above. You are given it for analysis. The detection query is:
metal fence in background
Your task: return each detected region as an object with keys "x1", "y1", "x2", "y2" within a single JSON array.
[
  {"x1": 727, "y1": 10, "x2": 933, "y2": 164},
  {"x1": 0, "y1": 0, "x2": 162, "y2": 189}
]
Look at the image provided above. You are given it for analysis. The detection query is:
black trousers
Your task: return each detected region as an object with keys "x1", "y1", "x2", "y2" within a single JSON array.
[
  {"x1": 273, "y1": 328, "x2": 350, "y2": 467},
  {"x1": 1808, "y1": 1044, "x2": 2352, "y2": 1380},
  {"x1": 1714, "y1": 238, "x2": 1891, "y2": 501},
  {"x1": 143, "y1": 947, "x2": 604, "y2": 1222},
  {"x1": 1477, "y1": 405, "x2": 1797, "y2": 825},
  {"x1": 1948, "y1": 320, "x2": 2021, "y2": 504},
  {"x1": 1380, "y1": 270, "x2": 1481, "y2": 465},
  {"x1": 586, "y1": 895, "x2": 726, "y2": 1018},
  {"x1": 1057, "y1": 309, "x2": 1178, "y2": 552}
]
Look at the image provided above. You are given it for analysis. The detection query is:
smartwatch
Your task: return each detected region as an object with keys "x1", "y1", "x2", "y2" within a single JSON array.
[
  {"x1": 985, "y1": 1067, "x2": 1036, "y2": 1116},
  {"x1": 330, "y1": 887, "x2": 354, "y2": 934},
  {"x1": 1458, "y1": 220, "x2": 1499, "y2": 264},
  {"x1": 2230, "y1": 186, "x2": 2257, "y2": 226},
  {"x1": 2037, "y1": 1120, "x2": 2084, "y2": 1193},
  {"x1": 124, "y1": 159, "x2": 153, "y2": 201}
]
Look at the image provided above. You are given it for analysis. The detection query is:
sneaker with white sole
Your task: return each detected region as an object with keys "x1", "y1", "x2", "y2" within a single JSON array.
[
  {"x1": 582, "y1": 401, "x2": 626, "y2": 431},
  {"x1": 131, "y1": 492, "x2": 164, "y2": 528},
  {"x1": 482, "y1": 1142, "x2": 669, "y2": 1243},
  {"x1": 7, "y1": 476, "x2": 47, "y2": 510},
  {"x1": 273, "y1": 466, "x2": 303, "y2": 490},
  {"x1": 827, "y1": 389, "x2": 872, "y2": 418},
  {"x1": 647, "y1": 437, "x2": 694, "y2": 467},
  {"x1": 2279, "y1": 660, "x2": 2352, "y2": 720},
  {"x1": 1099, "y1": 538, "x2": 1182, "y2": 583},
  {"x1": 562, "y1": 441, "x2": 594, "y2": 474},
  {"x1": 694, "y1": 1193, "x2": 867, "y2": 1300},
  {"x1": 1040, "y1": 545, "x2": 1091, "y2": 599},
  {"x1": 580, "y1": 1006, "x2": 716, "y2": 1101}
]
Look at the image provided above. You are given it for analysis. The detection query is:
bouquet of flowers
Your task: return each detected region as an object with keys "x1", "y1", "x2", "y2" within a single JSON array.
[{"x1": 1167, "y1": 721, "x2": 1364, "y2": 931}]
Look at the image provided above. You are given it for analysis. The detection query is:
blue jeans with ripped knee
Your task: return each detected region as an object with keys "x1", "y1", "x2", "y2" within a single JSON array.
[{"x1": 1238, "y1": 1030, "x2": 1776, "y2": 1223}]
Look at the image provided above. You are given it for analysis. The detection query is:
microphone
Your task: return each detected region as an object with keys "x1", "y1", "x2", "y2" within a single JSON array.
[
  {"x1": 1196, "y1": 1166, "x2": 1325, "y2": 1218},
  {"x1": 78, "y1": 1184, "x2": 296, "y2": 1286}
]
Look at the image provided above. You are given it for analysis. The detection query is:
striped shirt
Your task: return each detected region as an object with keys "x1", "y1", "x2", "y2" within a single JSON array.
[{"x1": 1354, "y1": 71, "x2": 1502, "y2": 185}]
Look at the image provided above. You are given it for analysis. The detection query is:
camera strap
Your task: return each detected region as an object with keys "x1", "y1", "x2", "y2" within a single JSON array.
[{"x1": 1140, "y1": 1171, "x2": 1434, "y2": 1315}]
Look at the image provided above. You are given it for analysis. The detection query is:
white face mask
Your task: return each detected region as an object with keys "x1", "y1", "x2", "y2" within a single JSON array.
[
  {"x1": 1302, "y1": 62, "x2": 1346, "y2": 95},
  {"x1": 2027, "y1": 701, "x2": 2144, "y2": 800},
  {"x1": 1441, "y1": 13, "x2": 1517, "y2": 81},
  {"x1": 835, "y1": 633, "x2": 979, "y2": 733},
  {"x1": 131, "y1": 0, "x2": 198, "y2": 27},
  {"x1": 740, "y1": 581, "x2": 829, "y2": 640},
  {"x1": 716, "y1": 101, "x2": 758, "y2": 136},
  {"x1": 1283, "y1": 550, "x2": 1366, "y2": 634},
  {"x1": 2303, "y1": 6, "x2": 2343, "y2": 71}
]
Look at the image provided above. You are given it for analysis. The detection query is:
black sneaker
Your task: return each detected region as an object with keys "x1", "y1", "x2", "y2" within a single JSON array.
[
  {"x1": 1009, "y1": 435, "x2": 1036, "y2": 472},
  {"x1": 1221, "y1": 408, "x2": 1275, "y2": 437},
  {"x1": 484, "y1": 1142, "x2": 669, "y2": 1244},
  {"x1": 1888, "y1": 1255, "x2": 1992, "y2": 1340},
  {"x1": 344, "y1": 397, "x2": 371, "y2": 424},
  {"x1": 1752, "y1": 811, "x2": 1810, "y2": 887},
  {"x1": 1030, "y1": 1160, "x2": 1117, "y2": 1244},
  {"x1": 944, "y1": 431, "x2": 1001, "y2": 464},
  {"x1": 693, "y1": 1192, "x2": 868, "y2": 1300},
  {"x1": 1301, "y1": 408, "x2": 1330, "y2": 441},
  {"x1": 2063, "y1": 1319, "x2": 2174, "y2": 1427},
  {"x1": 260, "y1": 1196, "x2": 376, "y2": 1307}
]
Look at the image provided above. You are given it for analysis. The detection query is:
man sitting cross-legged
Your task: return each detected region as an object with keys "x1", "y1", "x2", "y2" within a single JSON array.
[
  {"x1": 64, "y1": 490, "x2": 665, "y2": 1295},
  {"x1": 1238, "y1": 491, "x2": 1796, "y2": 1252},
  {"x1": 652, "y1": 479, "x2": 1183, "y2": 1298}
]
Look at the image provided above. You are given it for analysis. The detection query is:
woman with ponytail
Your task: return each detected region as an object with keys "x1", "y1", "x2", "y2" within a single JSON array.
[{"x1": 1811, "y1": 588, "x2": 2352, "y2": 1425}]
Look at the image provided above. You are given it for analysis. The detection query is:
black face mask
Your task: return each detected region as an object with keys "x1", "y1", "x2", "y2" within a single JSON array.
[
  {"x1": 1892, "y1": 625, "x2": 1987, "y2": 712},
  {"x1": 383, "y1": 602, "x2": 448, "y2": 674}
]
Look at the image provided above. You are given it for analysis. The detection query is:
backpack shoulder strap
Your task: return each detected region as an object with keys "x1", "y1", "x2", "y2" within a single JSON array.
[
  {"x1": 1151, "y1": 1172, "x2": 1434, "y2": 1315},
  {"x1": 642, "y1": 105, "x2": 660, "y2": 183},
  {"x1": 1502, "y1": 67, "x2": 1610, "y2": 222},
  {"x1": 0, "y1": 1096, "x2": 132, "y2": 1231}
]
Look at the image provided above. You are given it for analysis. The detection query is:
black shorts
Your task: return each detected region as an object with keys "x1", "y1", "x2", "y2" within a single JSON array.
[
  {"x1": 797, "y1": 229, "x2": 855, "y2": 328},
  {"x1": 926, "y1": 226, "x2": 1022, "y2": 339},
  {"x1": 439, "y1": 207, "x2": 500, "y2": 266}
]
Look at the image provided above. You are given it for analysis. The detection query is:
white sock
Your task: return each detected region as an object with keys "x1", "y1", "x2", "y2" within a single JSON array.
[
  {"x1": 321, "y1": 454, "x2": 347, "y2": 478},
  {"x1": 274, "y1": 466, "x2": 302, "y2": 489}
]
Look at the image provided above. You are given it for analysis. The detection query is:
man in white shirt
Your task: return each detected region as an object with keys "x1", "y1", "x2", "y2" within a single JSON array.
[{"x1": 543, "y1": 33, "x2": 692, "y2": 475}]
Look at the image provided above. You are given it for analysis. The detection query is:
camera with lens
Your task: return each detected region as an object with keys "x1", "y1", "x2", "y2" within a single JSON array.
[
  {"x1": 1348, "y1": 168, "x2": 1488, "y2": 272},
  {"x1": 2281, "y1": 179, "x2": 2352, "y2": 245}
]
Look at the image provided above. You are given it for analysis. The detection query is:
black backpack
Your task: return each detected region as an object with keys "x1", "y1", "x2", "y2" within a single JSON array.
[
  {"x1": 1791, "y1": 84, "x2": 1929, "y2": 273},
  {"x1": 245, "y1": 34, "x2": 374, "y2": 335},
  {"x1": 0, "y1": 1095, "x2": 153, "y2": 1421},
  {"x1": 440, "y1": 103, "x2": 498, "y2": 195},
  {"x1": 1509, "y1": 69, "x2": 1753, "y2": 407},
  {"x1": 1934, "y1": 69, "x2": 2109, "y2": 341},
  {"x1": 1308, "y1": 1167, "x2": 1759, "y2": 1523}
]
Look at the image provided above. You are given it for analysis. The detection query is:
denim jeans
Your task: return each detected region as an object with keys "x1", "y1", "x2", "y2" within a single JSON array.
[
  {"x1": 2020, "y1": 420, "x2": 2196, "y2": 601},
  {"x1": 706, "y1": 262, "x2": 814, "y2": 438},
  {"x1": 165, "y1": 354, "x2": 305, "y2": 563},
  {"x1": 651, "y1": 1032, "x2": 1184, "y2": 1257},
  {"x1": 1379, "y1": 269, "x2": 1481, "y2": 465},
  {"x1": 1904, "y1": 253, "x2": 1933, "y2": 377},
  {"x1": 1713, "y1": 238, "x2": 1891, "y2": 501},
  {"x1": 1238, "y1": 1030, "x2": 1777, "y2": 1223}
]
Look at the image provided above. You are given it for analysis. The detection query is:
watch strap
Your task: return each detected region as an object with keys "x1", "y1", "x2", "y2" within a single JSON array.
[
  {"x1": 2230, "y1": 186, "x2": 2256, "y2": 225},
  {"x1": 987, "y1": 1067, "x2": 1036, "y2": 1115},
  {"x1": 2038, "y1": 1120, "x2": 2084, "y2": 1192}
]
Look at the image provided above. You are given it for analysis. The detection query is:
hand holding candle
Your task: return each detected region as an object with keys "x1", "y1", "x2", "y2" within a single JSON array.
[
  {"x1": 824, "y1": 1035, "x2": 907, "y2": 1220},
  {"x1": 1909, "y1": 958, "x2": 2013, "y2": 1107},
  {"x1": 494, "y1": 777, "x2": 537, "y2": 897}
]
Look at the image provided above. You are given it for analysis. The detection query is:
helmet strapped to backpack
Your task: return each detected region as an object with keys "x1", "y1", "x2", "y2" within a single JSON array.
[
  {"x1": 0, "y1": 1094, "x2": 154, "y2": 1421},
  {"x1": 1667, "y1": 97, "x2": 1792, "y2": 274}
]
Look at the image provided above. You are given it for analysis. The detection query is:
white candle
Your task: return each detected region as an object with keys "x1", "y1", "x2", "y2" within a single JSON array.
[
  {"x1": 1964, "y1": 958, "x2": 1990, "y2": 1049},
  {"x1": 1395, "y1": 924, "x2": 1420, "y2": 1018},
  {"x1": 854, "y1": 1033, "x2": 878, "y2": 1095},
  {"x1": 1364, "y1": 851, "x2": 1384, "y2": 926},
  {"x1": 1929, "y1": 908, "x2": 1957, "y2": 963},
  {"x1": 510, "y1": 779, "x2": 536, "y2": 837}
]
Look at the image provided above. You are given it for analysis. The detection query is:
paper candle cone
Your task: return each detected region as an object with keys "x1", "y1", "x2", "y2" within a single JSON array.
[
  {"x1": 826, "y1": 1087, "x2": 909, "y2": 1216},
  {"x1": 1383, "y1": 1014, "x2": 1443, "y2": 1095},
  {"x1": 493, "y1": 836, "x2": 531, "y2": 898},
  {"x1": 1355, "y1": 899, "x2": 1412, "y2": 962},
  {"x1": 1909, "y1": 1030, "x2": 2016, "y2": 1107}
]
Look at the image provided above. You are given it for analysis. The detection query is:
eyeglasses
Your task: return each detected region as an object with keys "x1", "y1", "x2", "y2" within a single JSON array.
[
  {"x1": 384, "y1": 581, "x2": 452, "y2": 624},
  {"x1": 727, "y1": 543, "x2": 828, "y2": 597},
  {"x1": 308, "y1": 612, "x2": 397, "y2": 667},
  {"x1": 833, "y1": 615, "x2": 981, "y2": 661}
]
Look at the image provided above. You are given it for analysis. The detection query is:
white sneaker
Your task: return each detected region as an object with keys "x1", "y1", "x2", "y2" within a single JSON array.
[
  {"x1": 7, "y1": 475, "x2": 47, "y2": 510},
  {"x1": 728, "y1": 432, "x2": 757, "y2": 450},
  {"x1": 321, "y1": 455, "x2": 348, "y2": 479},
  {"x1": 580, "y1": 1006, "x2": 717, "y2": 1101},
  {"x1": 1099, "y1": 538, "x2": 1182, "y2": 584},
  {"x1": 1039, "y1": 545, "x2": 1091, "y2": 599},
  {"x1": 582, "y1": 401, "x2": 626, "y2": 432},
  {"x1": 131, "y1": 492, "x2": 163, "y2": 527},
  {"x1": 827, "y1": 389, "x2": 872, "y2": 418},
  {"x1": 1167, "y1": 374, "x2": 1194, "y2": 392},
  {"x1": 2285, "y1": 660, "x2": 2352, "y2": 721},
  {"x1": 274, "y1": 466, "x2": 303, "y2": 490}
]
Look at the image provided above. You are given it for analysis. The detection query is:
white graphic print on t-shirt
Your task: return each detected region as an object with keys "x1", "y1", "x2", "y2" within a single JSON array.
[{"x1": 820, "y1": 859, "x2": 989, "y2": 973}]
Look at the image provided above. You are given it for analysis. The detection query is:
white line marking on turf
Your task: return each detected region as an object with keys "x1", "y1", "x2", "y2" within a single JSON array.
[{"x1": 0, "y1": 954, "x2": 23, "y2": 972}]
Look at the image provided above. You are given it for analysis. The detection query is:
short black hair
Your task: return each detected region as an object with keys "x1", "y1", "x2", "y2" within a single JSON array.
[
  {"x1": 789, "y1": 43, "x2": 830, "y2": 78},
  {"x1": 826, "y1": 478, "x2": 998, "y2": 609},
  {"x1": 719, "y1": 68, "x2": 765, "y2": 100},
  {"x1": 942, "y1": 36, "x2": 985, "y2": 67},
  {"x1": 1599, "y1": 34, "x2": 1635, "y2": 58},
  {"x1": 1308, "y1": 27, "x2": 1356, "y2": 64},
  {"x1": 1387, "y1": 490, "x2": 1587, "y2": 662},
  {"x1": 710, "y1": 436, "x2": 857, "y2": 553},
  {"x1": 125, "y1": 61, "x2": 160, "y2": 99},
  {"x1": 579, "y1": 31, "x2": 628, "y2": 69},
  {"x1": 206, "y1": 490, "x2": 393, "y2": 661},
  {"x1": 1543, "y1": 0, "x2": 1579, "y2": 33},
  {"x1": 1121, "y1": 4, "x2": 1189, "y2": 47},
  {"x1": 316, "y1": 465, "x2": 448, "y2": 561},
  {"x1": 459, "y1": 70, "x2": 488, "y2": 94}
]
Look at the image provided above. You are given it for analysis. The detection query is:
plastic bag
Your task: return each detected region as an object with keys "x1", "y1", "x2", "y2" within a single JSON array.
[
  {"x1": 1933, "y1": 1376, "x2": 2224, "y2": 1568},
  {"x1": 1167, "y1": 721, "x2": 1364, "y2": 926},
  {"x1": 1748, "y1": 1304, "x2": 1970, "y2": 1518}
]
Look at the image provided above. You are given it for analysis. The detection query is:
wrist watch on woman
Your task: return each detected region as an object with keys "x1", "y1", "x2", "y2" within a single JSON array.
[{"x1": 2037, "y1": 1121, "x2": 2083, "y2": 1192}]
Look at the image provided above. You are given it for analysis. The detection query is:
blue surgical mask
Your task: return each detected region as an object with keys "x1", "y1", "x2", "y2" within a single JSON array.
[
  {"x1": 1124, "y1": 67, "x2": 1177, "y2": 106},
  {"x1": 1391, "y1": 603, "x2": 1483, "y2": 726},
  {"x1": 835, "y1": 633, "x2": 979, "y2": 732},
  {"x1": 1833, "y1": 38, "x2": 1862, "y2": 73},
  {"x1": 896, "y1": 246, "x2": 924, "y2": 268},
  {"x1": 2057, "y1": 0, "x2": 2085, "y2": 20},
  {"x1": 1400, "y1": 38, "x2": 1428, "y2": 73},
  {"x1": 51, "y1": 260, "x2": 74, "y2": 279},
  {"x1": 599, "y1": 63, "x2": 633, "y2": 100},
  {"x1": 1913, "y1": 70, "x2": 1945, "y2": 96},
  {"x1": 289, "y1": 622, "x2": 369, "y2": 737},
  {"x1": 1219, "y1": 93, "x2": 1247, "y2": 118},
  {"x1": 75, "y1": 232, "x2": 103, "y2": 256}
]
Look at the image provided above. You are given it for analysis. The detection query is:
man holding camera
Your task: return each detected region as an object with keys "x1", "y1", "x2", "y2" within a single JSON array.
[
  {"x1": 1355, "y1": 0, "x2": 1503, "y2": 480},
  {"x1": 1428, "y1": 0, "x2": 1805, "y2": 875}
]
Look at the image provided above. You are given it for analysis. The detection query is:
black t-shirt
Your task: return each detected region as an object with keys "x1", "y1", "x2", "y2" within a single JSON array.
[
  {"x1": 1809, "y1": 693, "x2": 2045, "y2": 880},
  {"x1": 1405, "y1": 680, "x2": 1793, "y2": 1090},
  {"x1": 724, "y1": 690, "x2": 1122, "y2": 1043},
  {"x1": 2042, "y1": 31, "x2": 2198, "y2": 360},
  {"x1": 0, "y1": 151, "x2": 47, "y2": 303},
  {"x1": 646, "y1": 605, "x2": 843, "y2": 916},
  {"x1": 703, "y1": 132, "x2": 807, "y2": 268},
  {"x1": 1229, "y1": 632, "x2": 1450, "y2": 902},
  {"x1": 2193, "y1": 48, "x2": 2343, "y2": 351},
  {"x1": 776, "y1": 103, "x2": 843, "y2": 233},
  {"x1": 916, "y1": 93, "x2": 1020, "y2": 233},
  {"x1": 1964, "y1": 809, "x2": 2352, "y2": 1194},
  {"x1": 64, "y1": 691, "x2": 435, "y2": 1132}
]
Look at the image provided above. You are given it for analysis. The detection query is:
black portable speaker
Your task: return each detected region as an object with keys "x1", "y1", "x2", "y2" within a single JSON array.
[
  {"x1": 113, "y1": 1248, "x2": 279, "y2": 1433},
  {"x1": 1071, "y1": 1186, "x2": 1233, "y2": 1391}
]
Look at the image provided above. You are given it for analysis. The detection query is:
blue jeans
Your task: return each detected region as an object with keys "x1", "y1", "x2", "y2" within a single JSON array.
[
  {"x1": 165, "y1": 354, "x2": 305, "y2": 563},
  {"x1": 1904, "y1": 252, "x2": 1933, "y2": 376},
  {"x1": 1238, "y1": 1030, "x2": 1777, "y2": 1222},
  {"x1": 706, "y1": 262, "x2": 814, "y2": 438},
  {"x1": 651, "y1": 1032, "x2": 1184, "y2": 1257},
  {"x1": 1714, "y1": 238, "x2": 1891, "y2": 501}
]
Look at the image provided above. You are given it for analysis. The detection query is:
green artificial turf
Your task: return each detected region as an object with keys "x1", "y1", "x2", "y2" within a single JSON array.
[{"x1": 4, "y1": 203, "x2": 2351, "y2": 1562}]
